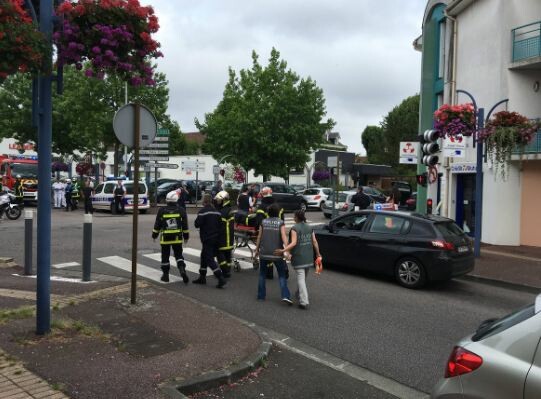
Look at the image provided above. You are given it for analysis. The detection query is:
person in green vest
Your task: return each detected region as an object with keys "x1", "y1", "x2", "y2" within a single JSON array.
[
  {"x1": 71, "y1": 177, "x2": 81, "y2": 210},
  {"x1": 274, "y1": 210, "x2": 322, "y2": 310}
]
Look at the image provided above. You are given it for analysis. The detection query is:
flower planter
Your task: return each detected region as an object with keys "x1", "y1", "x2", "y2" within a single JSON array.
[{"x1": 434, "y1": 103, "x2": 476, "y2": 138}]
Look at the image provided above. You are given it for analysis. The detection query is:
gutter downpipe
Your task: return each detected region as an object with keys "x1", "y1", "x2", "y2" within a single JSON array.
[{"x1": 443, "y1": 10, "x2": 458, "y2": 218}]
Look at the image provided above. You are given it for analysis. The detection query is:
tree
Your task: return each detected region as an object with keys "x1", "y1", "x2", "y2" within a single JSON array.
[
  {"x1": 196, "y1": 48, "x2": 334, "y2": 180},
  {"x1": 0, "y1": 65, "x2": 173, "y2": 173},
  {"x1": 361, "y1": 125, "x2": 386, "y2": 164}
]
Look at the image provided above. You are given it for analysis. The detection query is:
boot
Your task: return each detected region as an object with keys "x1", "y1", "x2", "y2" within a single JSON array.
[
  {"x1": 177, "y1": 261, "x2": 189, "y2": 284},
  {"x1": 160, "y1": 265, "x2": 170, "y2": 282},
  {"x1": 214, "y1": 269, "x2": 227, "y2": 289},
  {"x1": 221, "y1": 263, "x2": 232, "y2": 279},
  {"x1": 192, "y1": 275, "x2": 206, "y2": 285}
]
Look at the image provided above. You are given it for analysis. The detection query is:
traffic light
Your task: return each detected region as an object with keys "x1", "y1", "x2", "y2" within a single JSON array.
[
  {"x1": 427, "y1": 198, "x2": 433, "y2": 214},
  {"x1": 416, "y1": 173, "x2": 427, "y2": 187},
  {"x1": 421, "y1": 129, "x2": 440, "y2": 166}
]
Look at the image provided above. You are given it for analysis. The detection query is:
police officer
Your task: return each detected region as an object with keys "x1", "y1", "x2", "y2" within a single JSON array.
[
  {"x1": 64, "y1": 180, "x2": 74, "y2": 211},
  {"x1": 193, "y1": 194, "x2": 227, "y2": 288},
  {"x1": 214, "y1": 191, "x2": 235, "y2": 278},
  {"x1": 113, "y1": 179, "x2": 125, "y2": 215},
  {"x1": 71, "y1": 177, "x2": 81, "y2": 210},
  {"x1": 152, "y1": 191, "x2": 190, "y2": 283},
  {"x1": 13, "y1": 175, "x2": 23, "y2": 206}
]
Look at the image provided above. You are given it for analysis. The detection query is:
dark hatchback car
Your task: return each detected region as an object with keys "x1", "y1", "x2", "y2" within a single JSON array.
[
  {"x1": 156, "y1": 180, "x2": 202, "y2": 203},
  {"x1": 242, "y1": 182, "x2": 307, "y2": 211},
  {"x1": 314, "y1": 210, "x2": 474, "y2": 288}
]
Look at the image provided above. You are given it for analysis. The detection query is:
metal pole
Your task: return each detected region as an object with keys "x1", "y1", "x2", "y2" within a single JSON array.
[
  {"x1": 154, "y1": 166, "x2": 158, "y2": 207},
  {"x1": 24, "y1": 210, "x2": 33, "y2": 276},
  {"x1": 195, "y1": 159, "x2": 199, "y2": 208},
  {"x1": 36, "y1": 0, "x2": 53, "y2": 335},
  {"x1": 474, "y1": 108, "x2": 484, "y2": 258},
  {"x1": 131, "y1": 104, "x2": 141, "y2": 304},
  {"x1": 82, "y1": 214, "x2": 92, "y2": 281}
]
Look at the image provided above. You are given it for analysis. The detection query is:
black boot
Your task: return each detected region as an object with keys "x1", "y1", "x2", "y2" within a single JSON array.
[
  {"x1": 192, "y1": 275, "x2": 206, "y2": 285},
  {"x1": 177, "y1": 261, "x2": 189, "y2": 284},
  {"x1": 160, "y1": 265, "x2": 170, "y2": 282},
  {"x1": 214, "y1": 269, "x2": 227, "y2": 288}
]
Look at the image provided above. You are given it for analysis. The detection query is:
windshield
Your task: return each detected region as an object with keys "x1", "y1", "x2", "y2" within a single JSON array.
[
  {"x1": 337, "y1": 193, "x2": 349, "y2": 202},
  {"x1": 11, "y1": 163, "x2": 38, "y2": 178},
  {"x1": 124, "y1": 183, "x2": 147, "y2": 194},
  {"x1": 304, "y1": 189, "x2": 319, "y2": 195}
]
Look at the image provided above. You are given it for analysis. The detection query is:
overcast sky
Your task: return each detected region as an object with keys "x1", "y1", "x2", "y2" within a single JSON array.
[{"x1": 148, "y1": 0, "x2": 426, "y2": 154}]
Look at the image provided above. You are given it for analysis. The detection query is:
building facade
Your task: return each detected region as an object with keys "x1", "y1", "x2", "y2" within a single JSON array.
[{"x1": 418, "y1": 0, "x2": 541, "y2": 246}]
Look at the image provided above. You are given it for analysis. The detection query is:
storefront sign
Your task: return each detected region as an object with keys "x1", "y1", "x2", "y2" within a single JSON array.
[{"x1": 450, "y1": 163, "x2": 476, "y2": 174}]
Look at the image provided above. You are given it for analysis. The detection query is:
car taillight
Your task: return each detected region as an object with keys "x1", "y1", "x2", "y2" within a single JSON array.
[
  {"x1": 341, "y1": 203, "x2": 349, "y2": 210},
  {"x1": 445, "y1": 346, "x2": 483, "y2": 378},
  {"x1": 314, "y1": 195, "x2": 321, "y2": 200},
  {"x1": 431, "y1": 240, "x2": 455, "y2": 251}
]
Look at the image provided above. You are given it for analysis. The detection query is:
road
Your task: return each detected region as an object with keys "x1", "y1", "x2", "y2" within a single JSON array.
[{"x1": 1, "y1": 207, "x2": 536, "y2": 395}]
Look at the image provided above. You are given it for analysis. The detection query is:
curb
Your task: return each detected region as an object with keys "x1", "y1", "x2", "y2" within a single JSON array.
[
  {"x1": 160, "y1": 337, "x2": 272, "y2": 398},
  {"x1": 460, "y1": 274, "x2": 541, "y2": 294}
]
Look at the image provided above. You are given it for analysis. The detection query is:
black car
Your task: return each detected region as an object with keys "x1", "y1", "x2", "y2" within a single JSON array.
[
  {"x1": 241, "y1": 182, "x2": 307, "y2": 212},
  {"x1": 314, "y1": 210, "x2": 474, "y2": 288},
  {"x1": 156, "y1": 180, "x2": 202, "y2": 204},
  {"x1": 361, "y1": 186, "x2": 386, "y2": 203}
]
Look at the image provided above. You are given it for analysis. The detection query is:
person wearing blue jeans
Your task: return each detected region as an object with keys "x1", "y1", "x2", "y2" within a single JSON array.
[{"x1": 254, "y1": 203, "x2": 292, "y2": 304}]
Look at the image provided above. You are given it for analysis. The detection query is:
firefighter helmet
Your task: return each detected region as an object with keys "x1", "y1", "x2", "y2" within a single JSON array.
[
  {"x1": 72, "y1": 177, "x2": 77, "y2": 182},
  {"x1": 166, "y1": 191, "x2": 179, "y2": 203},
  {"x1": 16, "y1": 175, "x2": 21, "y2": 179},
  {"x1": 214, "y1": 190, "x2": 229, "y2": 204},
  {"x1": 260, "y1": 186, "x2": 273, "y2": 197}
]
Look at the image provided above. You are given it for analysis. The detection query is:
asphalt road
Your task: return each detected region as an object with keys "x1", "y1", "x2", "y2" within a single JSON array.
[{"x1": 1, "y1": 206, "x2": 537, "y2": 394}]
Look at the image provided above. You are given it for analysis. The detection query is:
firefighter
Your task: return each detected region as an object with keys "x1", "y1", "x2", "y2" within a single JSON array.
[
  {"x1": 152, "y1": 191, "x2": 190, "y2": 283},
  {"x1": 193, "y1": 194, "x2": 227, "y2": 288},
  {"x1": 13, "y1": 175, "x2": 24, "y2": 206},
  {"x1": 214, "y1": 190, "x2": 235, "y2": 278},
  {"x1": 71, "y1": 177, "x2": 81, "y2": 210}
]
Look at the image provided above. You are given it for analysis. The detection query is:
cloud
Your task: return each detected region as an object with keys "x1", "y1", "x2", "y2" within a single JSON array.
[{"x1": 149, "y1": 0, "x2": 425, "y2": 154}]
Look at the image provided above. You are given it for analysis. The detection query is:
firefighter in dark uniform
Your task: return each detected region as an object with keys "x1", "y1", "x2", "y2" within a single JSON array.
[
  {"x1": 13, "y1": 175, "x2": 24, "y2": 206},
  {"x1": 214, "y1": 190, "x2": 235, "y2": 278},
  {"x1": 235, "y1": 185, "x2": 252, "y2": 225},
  {"x1": 71, "y1": 177, "x2": 81, "y2": 210},
  {"x1": 193, "y1": 194, "x2": 227, "y2": 288},
  {"x1": 152, "y1": 191, "x2": 190, "y2": 283}
]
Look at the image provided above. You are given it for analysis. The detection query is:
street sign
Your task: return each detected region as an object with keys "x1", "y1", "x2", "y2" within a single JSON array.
[
  {"x1": 146, "y1": 142, "x2": 169, "y2": 149},
  {"x1": 113, "y1": 103, "x2": 157, "y2": 148},
  {"x1": 144, "y1": 163, "x2": 179, "y2": 170},
  {"x1": 399, "y1": 157, "x2": 417, "y2": 164},
  {"x1": 444, "y1": 149, "x2": 465, "y2": 158},
  {"x1": 140, "y1": 155, "x2": 169, "y2": 162},
  {"x1": 399, "y1": 141, "x2": 419, "y2": 164},
  {"x1": 327, "y1": 156, "x2": 337, "y2": 168},
  {"x1": 157, "y1": 128, "x2": 169, "y2": 137},
  {"x1": 443, "y1": 136, "x2": 466, "y2": 158},
  {"x1": 139, "y1": 149, "x2": 169, "y2": 155},
  {"x1": 181, "y1": 160, "x2": 205, "y2": 171}
]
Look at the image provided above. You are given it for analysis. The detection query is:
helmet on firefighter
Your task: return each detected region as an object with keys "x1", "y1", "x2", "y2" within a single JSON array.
[
  {"x1": 166, "y1": 191, "x2": 179, "y2": 203},
  {"x1": 72, "y1": 177, "x2": 77, "y2": 182},
  {"x1": 260, "y1": 186, "x2": 273, "y2": 197},
  {"x1": 16, "y1": 175, "x2": 21, "y2": 179},
  {"x1": 214, "y1": 190, "x2": 229, "y2": 205}
]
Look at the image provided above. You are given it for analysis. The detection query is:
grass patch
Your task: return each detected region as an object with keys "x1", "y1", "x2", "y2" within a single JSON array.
[
  {"x1": 51, "y1": 382, "x2": 66, "y2": 391},
  {"x1": 52, "y1": 303, "x2": 60, "y2": 311},
  {"x1": 0, "y1": 306, "x2": 35, "y2": 324}
]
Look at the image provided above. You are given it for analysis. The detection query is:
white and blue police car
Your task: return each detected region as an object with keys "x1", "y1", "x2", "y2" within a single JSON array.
[{"x1": 92, "y1": 177, "x2": 150, "y2": 213}]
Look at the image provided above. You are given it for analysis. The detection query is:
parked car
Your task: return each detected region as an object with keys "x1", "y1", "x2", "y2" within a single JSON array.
[
  {"x1": 290, "y1": 184, "x2": 306, "y2": 192},
  {"x1": 156, "y1": 180, "x2": 202, "y2": 204},
  {"x1": 321, "y1": 190, "x2": 356, "y2": 218},
  {"x1": 432, "y1": 293, "x2": 541, "y2": 398},
  {"x1": 92, "y1": 180, "x2": 150, "y2": 213},
  {"x1": 302, "y1": 187, "x2": 333, "y2": 210},
  {"x1": 391, "y1": 181, "x2": 413, "y2": 206},
  {"x1": 241, "y1": 182, "x2": 307, "y2": 212},
  {"x1": 362, "y1": 186, "x2": 386, "y2": 203},
  {"x1": 314, "y1": 210, "x2": 474, "y2": 288}
]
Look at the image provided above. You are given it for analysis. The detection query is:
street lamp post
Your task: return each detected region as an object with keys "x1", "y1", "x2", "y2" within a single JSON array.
[{"x1": 456, "y1": 89, "x2": 508, "y2": 258}]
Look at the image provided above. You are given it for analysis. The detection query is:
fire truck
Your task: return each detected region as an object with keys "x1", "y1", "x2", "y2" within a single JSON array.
[{"x1": 0, "y1": 155, "x2": 39, "y2": 202}]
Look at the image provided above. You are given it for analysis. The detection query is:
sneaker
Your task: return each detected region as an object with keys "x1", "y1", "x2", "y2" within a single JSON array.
[{"x1": 282, "y1": 298, "x2": 293, "y2": 306}]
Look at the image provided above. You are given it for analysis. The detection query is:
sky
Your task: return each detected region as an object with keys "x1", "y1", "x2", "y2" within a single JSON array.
[{"x1": 148, "y1": 0, "x2": 426, "y2": 155}]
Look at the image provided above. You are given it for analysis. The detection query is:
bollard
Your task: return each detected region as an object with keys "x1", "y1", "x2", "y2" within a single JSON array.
[
  {"x1": 82, "y1": 213, "x2": 92, "y2": 281},
  {"x1": 24, "y1": 210, "x2": 33, "y2": 275}
]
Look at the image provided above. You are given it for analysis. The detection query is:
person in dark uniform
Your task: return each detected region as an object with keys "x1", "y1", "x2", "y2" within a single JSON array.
[
  {"x1": 193, "y1": 194, "x2": 227, "y2": 288},
  {"x1": 64, "y1": 180, "x2": 74, "y2": 211},
  {"x1": 351, "y1": 186, "x2": 371, "y2": 211},
  {"x1": 235, "y1": 185, "x2": 252, "y2": 225},
  {"x1": 71, "y1": 177, "x2": 81, "y2": 210},
  {"x1": 214, "y1": 190, "x2": 235, "y2": 278},
  {"x1": 113, "y1": 179, "x2": 126, "y2": 215},
  {"x1": 152, "y1": 191, "x2": 190, "y2": 283},
  {"x1": 81, "y1": 178, "x2": 94, "y2": 214}
]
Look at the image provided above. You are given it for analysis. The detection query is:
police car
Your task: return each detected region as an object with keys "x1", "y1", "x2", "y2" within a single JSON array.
[{"x1": 92, "y1": 178, "x2": 150, "y2": 213}]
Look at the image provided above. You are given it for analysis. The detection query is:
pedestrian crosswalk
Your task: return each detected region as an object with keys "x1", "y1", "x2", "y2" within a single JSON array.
[{"x1": 53, "y1": 246, "x2": 258, "y2": 285}]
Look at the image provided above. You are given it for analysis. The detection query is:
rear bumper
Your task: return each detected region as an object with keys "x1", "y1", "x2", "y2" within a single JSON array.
[{"x1": 428, "y1": 253, "x2": 475, "y2": 281}]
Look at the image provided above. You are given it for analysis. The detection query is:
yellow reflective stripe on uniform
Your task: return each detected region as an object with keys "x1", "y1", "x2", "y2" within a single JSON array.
[
  {"x1": 161, "y1": 239, "x2": 183, "y2": 244},
  {"x1": 219, "y1": 245, "x2": 234, "y2": 250},
  {"x1": 163, "y1": 213, "x2": 180, "y2": 218},
  {"x1": 164, "y1": 229, "x2": 182, "y2": 233},
  {"x1": 279, "y1": 208, "x2": 284, "y2": 219},
  {"x1": 152, "y1": 229, "x2": 159, "y2": 233}
]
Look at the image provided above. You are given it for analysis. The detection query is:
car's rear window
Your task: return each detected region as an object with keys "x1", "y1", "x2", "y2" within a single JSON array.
[
  {"x1": 408, "y1": 222, "x2": 435, "y2": 237},
  {"x1": 472, "y1": 304, "x2": 535, "y2": 342},
  {"x1": 337, "y1": 193, "x2": 349, "y2": 202},
  {"x1": 435, "y1": 222, "x2": 465, "y2": 237},
  {"x1": 124, "y1": 183, "x2": 147, "y2": 194},
  {"x1": 304, "y1": 189, "x2": 319, "y2": 195}
]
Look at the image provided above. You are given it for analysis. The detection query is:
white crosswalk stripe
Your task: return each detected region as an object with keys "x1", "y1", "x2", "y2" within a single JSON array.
[
  {"x1": 52, "y1": 261, "x2": 80, "y2": 269},
  {"x1": 97, "y1": 255, "x2": 182, "y2": 284},
  {"x1": 142, "y1": 252, "x2": 202, "y2": 274}
]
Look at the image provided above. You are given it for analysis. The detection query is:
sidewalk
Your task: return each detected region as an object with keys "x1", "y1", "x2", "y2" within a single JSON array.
[{"x1": 0, "y1": 260, "x2": 264, "y2": 399}]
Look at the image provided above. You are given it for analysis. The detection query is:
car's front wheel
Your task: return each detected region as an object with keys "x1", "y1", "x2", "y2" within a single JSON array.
[{"x1": 395, "y1": 257, "x2": 426, "y2": 289}]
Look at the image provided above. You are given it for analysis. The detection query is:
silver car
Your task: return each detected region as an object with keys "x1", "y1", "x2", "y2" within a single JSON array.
[
  {"x1": 322, "y1": 190, "x2": 356, "y2": 218},
  {"x1": 432, "y1": 293, "x2": 541, "y2": 398},
  {"x1": 302, "y1": 187, "x2": 333, "y2": 210}
]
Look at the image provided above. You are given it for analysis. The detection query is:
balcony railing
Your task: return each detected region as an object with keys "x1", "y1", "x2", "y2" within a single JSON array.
[
  {"x1": 512, "y1": 21, "x2": 541, "y2": 62},
  {"x1": 513, "y1": 128, "x2": 541, "y2": 155}
]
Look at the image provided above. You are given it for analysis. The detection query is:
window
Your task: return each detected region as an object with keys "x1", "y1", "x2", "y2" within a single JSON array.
[
  {"x1": 438, "y1": 21, "x2": 446, "y2": 79},
  {"x1": 304, "y1": 189, "x2": 319, "y2": 195},
  {"x1": 94, "y1": 183, "x2": 104, "y2": 194},
  {"x1": 271, "y1": 185, "x2": 286, "y2": 194},
  {"x1": 323, "y1": 189, "x2": 332, "y2": 196},
  {"x1": 287, "y1": 186, "x2": 297, "y2": 194},
  {"x1": 333, "y1": 214, "x2": 368, "y2": 231},
  {"x1": 408, "y1": 222, "x2": 434, "y2": 237},
  {"x1": 103, "y1": 183, "x2": 114, "y2": 194},
  {"x1": 369, "y1": 215, "x2": 406, "y2": 235},
  {"x1": 124, "y1": 183, "x2": 147, "y2": 194}
]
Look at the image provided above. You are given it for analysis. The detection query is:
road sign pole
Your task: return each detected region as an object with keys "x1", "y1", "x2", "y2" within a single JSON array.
[{"x1": 131, "y1": 104, "x2": 141, "y2": 305}]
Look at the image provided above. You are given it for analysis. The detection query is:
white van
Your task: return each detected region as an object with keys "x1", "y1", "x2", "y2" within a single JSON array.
[{"x1": 92, "y1": 180, "x2": 150, "y2": 213}]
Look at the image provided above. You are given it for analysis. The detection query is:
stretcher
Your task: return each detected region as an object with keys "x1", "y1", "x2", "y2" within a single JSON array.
[{"x1": 233, "y1": 223, "x2": 259, "y2": 271}]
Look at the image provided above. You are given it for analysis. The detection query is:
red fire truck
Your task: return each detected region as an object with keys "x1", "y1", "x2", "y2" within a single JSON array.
[{"x1": 0, "y1": 155, "x2": 39, "y2": 202}]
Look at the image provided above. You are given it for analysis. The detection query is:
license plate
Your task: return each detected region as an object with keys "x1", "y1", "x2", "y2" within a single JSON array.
[{"x1": 458, "y1": 246, "x2": 469, "y2": 253}]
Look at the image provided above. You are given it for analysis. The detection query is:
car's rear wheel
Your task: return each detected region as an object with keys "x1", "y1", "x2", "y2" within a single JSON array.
[
  {"x1": 395, "y1": 257, "x2": 426, "y2": 289},
  {"x1": 319, "y1": 202, "x2": 325, "y2": 211}
]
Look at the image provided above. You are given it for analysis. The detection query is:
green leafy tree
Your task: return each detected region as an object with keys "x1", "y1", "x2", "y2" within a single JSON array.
[
  {"x1": 361, "y1": 125, "x2": 386, "y2": 164},
  {"x1": 0, "y1": 65, "x2": 173, "y2": 174},
  {"x1": 196, "y1": 48, "x2": 334, "y2": 180},
  {"x1": 380, "y1": 94, "x2": 419, "y2": 173}
]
